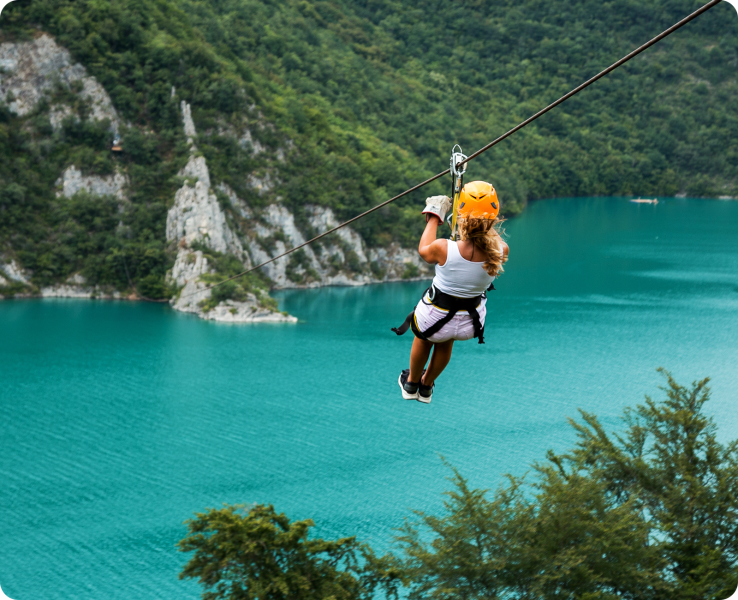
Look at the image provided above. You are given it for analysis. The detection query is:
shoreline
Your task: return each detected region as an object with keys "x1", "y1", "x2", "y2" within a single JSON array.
[
  {"x1": 5, "y1": 195, "x2": 734, "y2": 313},
  {"x1": 0, "y1": 276, "x2": 432, "y2": 325},
  {"x1": 528, "y1": 194, "x2": 737, "y2": 203}
]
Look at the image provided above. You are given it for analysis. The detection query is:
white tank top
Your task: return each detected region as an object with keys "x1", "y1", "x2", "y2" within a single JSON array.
[{"x1": 432, "y1": 240, "x2": 495, "y2": 298}]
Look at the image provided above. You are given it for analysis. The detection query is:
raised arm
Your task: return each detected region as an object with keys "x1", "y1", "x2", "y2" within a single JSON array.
[
  {"x1": 418, "y1": 217, "x2": 448, "y2": 265},
  {"x1": 418, "y1": 195, "x2": 451, "y2": 265}
]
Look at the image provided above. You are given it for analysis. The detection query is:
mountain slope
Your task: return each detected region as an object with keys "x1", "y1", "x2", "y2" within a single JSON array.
[{"x1": 0, "y1": 0, "x2": 736, "y2": 310}]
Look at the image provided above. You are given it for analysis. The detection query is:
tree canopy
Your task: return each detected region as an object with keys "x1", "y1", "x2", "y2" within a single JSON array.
[
  {"x1": 1, "y1": 0, "x2": 736, "y2": 294},
  {"x1": 180, "y1": 372, "x2": 738, "y2": 599}
]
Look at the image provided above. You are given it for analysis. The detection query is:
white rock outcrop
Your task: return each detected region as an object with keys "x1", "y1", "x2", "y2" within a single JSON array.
[
  {"x1": 218, "y1": 182, "x2": 253, "y2": 220},
  {"x1": 0, "y1": 33, "x2": 119, "y2": 130},
  {"x1": 168, "y1": 249, "x2": 212, "y2": 313},
  {"x1": 241, "y1": 202, "x2": 431, "y2": 289},
  {"x1": 166, "y1": 155, "x2": 243, "y2": 256},
  {"x1": 181, "y1": 100, "x2": 196, "y2": 143},
  {"x1": 56, "y1": 165, "x2": 127, "y2": 200},
  {"x1": 200, "y1": 298, "x2": 297, "y2": 323},
  {"x1": 168, "y1": 245, "x2": 295, "y2": 323},
  {"x1": 166, "y1": 103, "x2": 294, "y2": 324},
  {"x1": 306, "y1": 205, "x2": 369, "y2": 264},
  {"x1": 368, "y1": 244, "x2": 430, "y2": 280},
  {"x1": 40, "y1": 278, "x2": 120, "y2": 299},
  {"x1": 240, "y1": 129, "x2": 265, "y2": 155},
  {"x1": 1, "y1": 259, "x2": 29, "y2": 284},
  {"x1": 0, "y1": 33, "x2": 432, "y2": 311},
  {"x1": 247, "y1": 172, "x2": 274, "y2": 194}
]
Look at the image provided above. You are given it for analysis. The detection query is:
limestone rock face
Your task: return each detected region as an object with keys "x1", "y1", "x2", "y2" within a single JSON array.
[
  {"x1": 241, "y1": 203, "x2": 431, "y2": 289},
  {"x1": 167, "y1": 245, "x2": 296, "y2": 324},
  {"x1": 0, "y1": 33, "x2": 119, "y2": 130},
  {"x1": 0, "y1": 259, "x2": 29, "y2": 284},
  {"x1": 181, "y1": 100, "x2": 197, "y2": 143},
  {"x1": 168, "y1": 249, "x2": 212, "y2": 313},
  {"x1": 166, "y1": 155, "x2": 243, "y2": 256},
  {"x1": 37, "y1": 273, "x2": 120, "y2": 299},
  {"x1": 166, "y1": 103, "x2": 294, "y2": 324},
  {"x1": 306, "y1": 205, "x2": 368, "y2": 264},
  {"x1": 240, "y1": 129, "x2": 265, "y2": 155},
  {"x1": 199, "y1": 298, "x2": 298, "y2": 324},
  {"x1": 56, "y1": 165, "x2": 127, "y2": 200},
  {"x1": 218, "y1": 182, "x2": 253, "y2": 220},
  {"x1": 0, "y1": 32, "x2": 432, "y2": 311},
  {"x1": 368, "y1": 244, "x2": 430, "y2": 280}
]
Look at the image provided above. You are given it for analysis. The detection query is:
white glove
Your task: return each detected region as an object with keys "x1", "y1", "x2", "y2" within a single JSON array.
[{"x1": 422, "y1": 195, "x2": 452, "y2": 223}]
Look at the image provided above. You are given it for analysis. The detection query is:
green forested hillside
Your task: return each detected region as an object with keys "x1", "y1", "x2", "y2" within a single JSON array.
[{"x1": 1, "y1": 0, "x2": 736, "y2": 294}]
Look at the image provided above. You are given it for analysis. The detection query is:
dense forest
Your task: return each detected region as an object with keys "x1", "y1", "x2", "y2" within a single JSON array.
[{"x1": 1, "y1": 0, "x2": 736, "y2": 296}]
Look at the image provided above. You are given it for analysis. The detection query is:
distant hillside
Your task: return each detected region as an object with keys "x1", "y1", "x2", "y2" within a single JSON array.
[{"x1": 0, "y1": 0, "x2": 736, "y2": 310}]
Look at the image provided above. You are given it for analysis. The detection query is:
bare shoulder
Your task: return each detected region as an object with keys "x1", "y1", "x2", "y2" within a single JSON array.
[
  {"x1": 434, "y1": 238, "x2": 449, "y2": 265},
  {"x1": 419, "y1": 237, "x2": 448, "y2": 265}
]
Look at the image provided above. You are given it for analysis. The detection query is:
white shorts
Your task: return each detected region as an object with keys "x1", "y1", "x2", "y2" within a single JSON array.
[{"x1": 413, "y1": 293, "x2": 487, "y2": 343}]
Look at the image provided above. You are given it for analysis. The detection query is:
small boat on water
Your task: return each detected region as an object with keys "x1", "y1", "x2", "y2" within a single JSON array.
[{"x1": 630, "y1": 198, "x2": 658, "y2": 204}]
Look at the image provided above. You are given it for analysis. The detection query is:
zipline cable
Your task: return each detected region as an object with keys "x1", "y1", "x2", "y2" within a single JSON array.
[{"x1": 183, "y1": 0, "x2": 724, "y2": 299}]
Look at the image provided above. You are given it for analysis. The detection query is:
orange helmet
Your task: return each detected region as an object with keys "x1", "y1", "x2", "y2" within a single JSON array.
[{"x1": 458, "y1": 181, "x2": 500, "y2": 220}]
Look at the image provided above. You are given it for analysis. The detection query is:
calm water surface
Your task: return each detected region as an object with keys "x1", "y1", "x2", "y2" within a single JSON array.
[{"x1": 1, "y1": 198, "x2": 737, "y2": 599}]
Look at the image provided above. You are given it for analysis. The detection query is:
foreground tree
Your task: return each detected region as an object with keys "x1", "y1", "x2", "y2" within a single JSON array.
[
  {"x1": 180, "y1": 372, "x2": 737, "y2": 599},
  {"x1": 398, "y1": 370, "x2": 738, "y2": 599},
  {"x1": 179, "y1": 503, "x2": 400, "y2": 600}
]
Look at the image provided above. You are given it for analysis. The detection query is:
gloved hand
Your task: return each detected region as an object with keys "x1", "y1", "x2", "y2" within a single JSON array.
[{"x1": 422, "y1": 195, "x2": 452, "y2": 224}]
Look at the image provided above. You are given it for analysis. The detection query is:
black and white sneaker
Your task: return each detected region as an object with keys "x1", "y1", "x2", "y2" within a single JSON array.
[
  {"x1": 418, "y1": 380, "x2": 434, "y2": 404},
  {"x1": 398, "y1": 369, "x2": 419, "y2": 400}
]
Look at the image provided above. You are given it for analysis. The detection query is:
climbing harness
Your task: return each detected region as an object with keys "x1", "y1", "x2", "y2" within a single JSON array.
[
  {"x1": 181, "y1": 0, "x2": 727, "y2": 300},
  {"x1": 449, "y1": 145, "x2": 467, "y2": 241},
  {"x1": 391, "y1": 282, "x2": 495, "y2": 345},
  {"x1": 393, "y1": 170, "x2": 503, "y2": 345}
]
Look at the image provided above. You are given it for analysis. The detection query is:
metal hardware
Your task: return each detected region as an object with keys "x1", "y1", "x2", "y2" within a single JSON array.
[
  {"x1": 450, "y1": 144, "x2": 467, "y2": 180},
  {"x1": 450, "y1": 145, "x2": 467, "y2": 241}
]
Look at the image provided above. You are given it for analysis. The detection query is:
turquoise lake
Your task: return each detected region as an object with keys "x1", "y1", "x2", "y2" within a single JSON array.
[{"x1": 1, "y1": 197, "x2": 737, "y2": 599}]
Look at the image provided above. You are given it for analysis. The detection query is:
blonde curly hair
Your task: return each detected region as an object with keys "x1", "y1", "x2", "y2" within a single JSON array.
[{"x1": 457, "y1": 217, "x2": 508, "y2": 277}]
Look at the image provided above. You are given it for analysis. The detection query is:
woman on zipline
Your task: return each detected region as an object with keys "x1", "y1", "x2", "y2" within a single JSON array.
[{"x1": 393, "y1": 181, "x2": 508, "y2": 403}]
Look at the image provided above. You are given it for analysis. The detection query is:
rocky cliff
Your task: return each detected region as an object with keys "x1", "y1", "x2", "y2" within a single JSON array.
[{"x1": 0, "y1": 32, "x2": 432, "y2": 320}]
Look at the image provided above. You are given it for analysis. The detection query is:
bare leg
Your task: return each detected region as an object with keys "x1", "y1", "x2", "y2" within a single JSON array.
[
  {"x1": 422, "y1": 340, "x2": 454, "y2": 386},
  {"x1": 409, "y1": 337, "x2": 433, "y2": 383}
]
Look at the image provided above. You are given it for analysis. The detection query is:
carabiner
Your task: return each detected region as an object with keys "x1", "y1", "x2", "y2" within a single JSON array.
[{"x1": 450, "y1": 144, "x2": 467, "y2": 180}]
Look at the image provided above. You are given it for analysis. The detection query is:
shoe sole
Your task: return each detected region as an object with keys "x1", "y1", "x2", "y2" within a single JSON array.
[
  {"x1": 398, "y1": 374, "x2": 418, "y2": 400},
  {"x1": 417, "y1": 393, "x2": 432, "y2": 404}
]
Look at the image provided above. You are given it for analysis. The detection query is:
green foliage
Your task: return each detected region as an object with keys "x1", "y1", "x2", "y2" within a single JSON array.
[
  {"x1": 179, "y1": 504, "x2": 401, "y2": 600},
  {"x1": 191, "y1": 242, "x2": 273, "y2": 311},
  {"x1": 561, "y1": 368, "x2": 738, "y2": 599},
  {"x1": 0, "y1": 279, "x2": 34, "y2": 298},
  {"x1": 2, "y1": 0, "x2": 737, "y2": 292},
  {"x1": 401, "y1": 263, "x2": 419, "y2": 280},
  {"x1": 286, "y1": 249, "x2": 319, "y2": 284},
  {"x1": 0, "y1": 92, "x2": 178, "y2": 295},
  {"x1": 179, "y1": 374, "x2": 737, "y2": 599},
  {"x1": 396, "y1": 370, "x2": 738, "y2": 599}
]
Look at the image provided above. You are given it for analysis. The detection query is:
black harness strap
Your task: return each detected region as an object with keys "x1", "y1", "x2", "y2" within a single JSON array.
[
  {"x1": 391, "y1": 311, "x2": 416, "y2": 337},
  {"x1": 392, "y1": 285, "x2": 489, "y2": 344}
]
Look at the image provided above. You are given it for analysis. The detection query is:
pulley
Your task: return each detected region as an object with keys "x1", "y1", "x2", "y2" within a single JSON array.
[{"x1": 449, "y1": 145, "x2": 467, "y2": 240}]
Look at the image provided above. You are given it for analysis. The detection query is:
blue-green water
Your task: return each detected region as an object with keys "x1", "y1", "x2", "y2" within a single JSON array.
[{"x1": 1, "y1": 197, "x2": 737, "y2": 599}]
